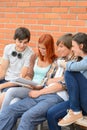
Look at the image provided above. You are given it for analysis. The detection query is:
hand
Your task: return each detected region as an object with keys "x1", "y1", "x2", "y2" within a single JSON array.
[
  {"x1": 58, "y1": 60, "x2": 66, "y2": 68},
  {"x1": 47, "y1": 78, "x2": 55, "y2": 85},
  {"x1": 29, "y1": 90, "x2": 41, "y2": 98}
]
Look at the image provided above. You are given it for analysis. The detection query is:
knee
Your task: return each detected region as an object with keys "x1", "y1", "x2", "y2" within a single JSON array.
[
  {"x1": 6, "y1": 88, "x2": 13, "y2": 95},
  {"x1": 6, "y1": 88, "x2": 16, "y2": 97}
]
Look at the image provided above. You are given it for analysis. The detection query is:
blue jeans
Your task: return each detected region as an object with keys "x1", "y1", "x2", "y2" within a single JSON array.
[
  {"x1": 65, "y1": 71, "x2": 87, "y2": 113},
  {"x1": 47, "y1": 71, "x2": 87, "y2": 130},
  {"x1": 47, "y1": 101, "x2": 70, "y2": 130},
  {"x1": 1, "y1": 87, "x2": 30, "y2": 111},
  {"x1": 0, "y1": 93, "x2": 63, "y2": 130}
]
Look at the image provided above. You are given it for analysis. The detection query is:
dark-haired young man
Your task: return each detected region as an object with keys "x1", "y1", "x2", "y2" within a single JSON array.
[{"x1": 0, "y1": 27, "x2": 33, "y2": 107}]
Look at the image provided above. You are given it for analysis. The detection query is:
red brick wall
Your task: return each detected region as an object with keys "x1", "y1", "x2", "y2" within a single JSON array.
[{"x1": 0, "y1": 0, "x2": 87, "y2": 56}]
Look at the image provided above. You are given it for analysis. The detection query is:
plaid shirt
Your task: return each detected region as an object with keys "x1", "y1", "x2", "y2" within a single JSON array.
[{"x1": 40, "y1": 59, "x2": 58, "y2": 87}]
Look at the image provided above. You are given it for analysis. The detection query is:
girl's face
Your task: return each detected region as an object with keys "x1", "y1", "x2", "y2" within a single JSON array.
[
  {"x1": 72, "y1": 40, "x2": 83, "y2": 57},
  {"x1": 15, "y1": 39, "x2": 29, "y2": 52},
  {"x1": 57, "y1": 42, "x2": 71, "y2": 58},
  {"x1": 38, "y1": 43, "x2": 46, "y2": 56}
]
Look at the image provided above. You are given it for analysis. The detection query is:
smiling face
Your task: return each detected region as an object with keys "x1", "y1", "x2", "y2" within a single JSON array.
[
  {"x1": 15, "y1": 38, "x2": 29, "y2": 52},
  {"x1": 38, "y1": 43, "x2": 46, "y2": 56},
  {"x1": 71, "y1": 40, "x2": 83, "y2": 57},
  {"x1": 57, "y1": 42, "x2": 71, "y2": 58}
]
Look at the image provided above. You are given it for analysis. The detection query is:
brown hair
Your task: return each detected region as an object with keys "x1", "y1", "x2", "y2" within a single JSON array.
[
  {"x1": 38, "y1": 34, "x2": 56, "y2": 63},
  {"x1": 72, "y1": 32, "x2": 87, "y2": 53},
  {"x1": 56, "y1": 33, "x2": 73, "y2": 49}
]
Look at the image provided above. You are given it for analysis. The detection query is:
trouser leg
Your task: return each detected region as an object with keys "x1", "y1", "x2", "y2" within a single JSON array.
[
  {"x1": 1, "y1": 87, "x2": 30, "y2": 110},
  {"x1": 64, "y1": 71, "x2": 81, "y2": 111},
  {"x1": 0, "y1": 97, "x2": 37, "y2": 130},
  {"x1": 47, "y1": 101, "x2": 69, "y2": 130},
  {"x1": 65, "y1": 71, "x2": 87, "y2": 113},
  {"x1": 17, "y1": 94, "x2": 63, "y2": 130}
]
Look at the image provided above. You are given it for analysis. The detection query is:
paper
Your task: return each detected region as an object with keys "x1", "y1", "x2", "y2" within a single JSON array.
[{"x1": 10, "y1": 77, "x2": 39, "y2": 87}]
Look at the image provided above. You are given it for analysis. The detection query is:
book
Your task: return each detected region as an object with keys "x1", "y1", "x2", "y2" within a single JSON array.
[{"x1": 10, "y1": 77, "x2": 39, "y2": 87}]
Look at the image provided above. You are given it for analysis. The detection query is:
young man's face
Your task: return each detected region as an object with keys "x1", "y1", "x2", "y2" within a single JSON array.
[
  {"x1": 57, "y1": 42, "x2": 71, "y2": 58},
  {"x1": 15, "y1": 39, "x2": 29, "y2": 52}
]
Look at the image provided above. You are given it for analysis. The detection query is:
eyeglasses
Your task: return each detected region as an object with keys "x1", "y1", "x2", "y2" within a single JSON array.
[{"x1": 11, "y1": 51, "x2": 22, "y2": 59}]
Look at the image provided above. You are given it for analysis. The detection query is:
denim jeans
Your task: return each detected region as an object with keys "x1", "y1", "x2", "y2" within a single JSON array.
[
  {"x1": 0, "y1": 93, "x2": 63, "y2": 130},
  {"x1": 47, "y1": 71, "x2": 87, "y2": 130},
  {"x1": 47, "y1": 101, "x2": 69, "y2": 130},
  {"x1": 65, "y1": 71, "x2": 87, "y2": 113},
  {"x1": 1, "y1": 87, "x2": 30, "y2": 111}
]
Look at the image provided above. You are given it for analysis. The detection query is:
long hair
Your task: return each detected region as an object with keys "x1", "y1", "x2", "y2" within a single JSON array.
[
  {"x1": 72, "y1": 32, "x2": 87, "y2": 53},
  {"x1": 38, "y1": 34, "x2": 56, "y2": 63}
]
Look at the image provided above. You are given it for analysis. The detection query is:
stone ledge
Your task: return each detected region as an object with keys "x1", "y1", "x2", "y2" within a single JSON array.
[{"x1": 75, "y1": 116, "x2": 87, "y2": 128}]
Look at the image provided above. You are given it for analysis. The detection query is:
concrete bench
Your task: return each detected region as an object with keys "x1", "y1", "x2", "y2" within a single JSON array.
[
  {"x1": 69, "y1": 116, "x2": 87, "y2": 130},
  {"x1": 37, "y1": 116, "x2": 87, "y2": 130},
  {"x1": 74, "y1": 116, "x2": 87, "y2": 129}
]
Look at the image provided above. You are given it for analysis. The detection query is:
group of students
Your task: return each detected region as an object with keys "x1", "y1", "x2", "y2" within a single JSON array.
[{"x1": 0, "y1": 27, "x2": 87, "y2": 130}]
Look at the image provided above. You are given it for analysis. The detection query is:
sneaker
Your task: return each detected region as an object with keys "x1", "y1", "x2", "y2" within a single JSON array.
[{"x1": 58, "y1": 109, "x2": 83, "y2": 127}]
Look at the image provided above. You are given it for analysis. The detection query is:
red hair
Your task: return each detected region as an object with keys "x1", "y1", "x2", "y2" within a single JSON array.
[{"x1": 38, "y1": 34, "x2": 56, "y2": 63}]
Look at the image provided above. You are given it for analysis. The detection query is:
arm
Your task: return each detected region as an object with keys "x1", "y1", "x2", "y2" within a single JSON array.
[
  {"x1": 0, "y1": 59, "x2": 9, "y2": 79},
  {"x1": 59, "y1": 57, "x2": 87, "y2": 71},
  {"x1": 47, "y1": 76, "x2": 63, "y2": 85},
  {"x1": 29, "y1": 82, "x2": 64, "y2": 98},
  {"x1": 0, "y1": 82, "x2": 18, "y2": 90},
  {"x1": 66, "y1": 57, "x2": 87, "y2": 71},
  {"x1": 21, "y1": 54, "x2": 37, "y2": 79}
]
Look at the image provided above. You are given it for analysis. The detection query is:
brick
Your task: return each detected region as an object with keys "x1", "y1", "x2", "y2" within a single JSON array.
[
  {"x1": 17, "y1": 2, "x2": 30, "y2": 7},
  {"x1": 0, "y1": 18, "x2": 10, "y2": 23},
  {"x1": 60, "y1": 14, "x2": 76, "y2": 19},
  {"x1": 69, "y1": 20, "x2": 85, "y2": 26},
  {"x1": 70, "y1": 8, "x2": 87, "y2": 13},
  {"x1": 52, "y1": 20, "x2": 67, "y2": 25},
  {"x1": 52, "y1": 7, "x2": 68, "y2": 13},
  {"x1": 61, "y1": 1, "x2": 76, "y2": 6},
  {"x1": 24, "y1": 19, "x2": 37, "y2": 24},
  {"x1": 44, "y1": 25, "x2": 59, "y2": 31},
  {"x1": 6, "y1": 2, "x2": 17, "y2": 7},
  {"x1": 77, "y1": 2, "x2": 87, "y2": 6},
  {"x1": 4, "y1": 24, "x2": 17, "y2": 28},
  {"x1": 78, "y1": 14, "x2": 87, "y2": 20},
  {"x1": 30, "y1": 1, "x2": 60, "y2": 7},
  {"x1": 38, "y1": 7, "x2": 52, "y2": 13},
  {"x1": 61, "y1": 26, "x2": 76, "y2": 33},
  {"x1": 78, "y1": 28, "x2": 87, "y2": 33},
  {"x1": 5, "y1": 13, "x2": 17, "y2": 18},
  {"x1": 23, "y1": 8, "x2": 37, "y2": 13},
  {"x1": 0, "y1": 0, "x2": 87, "y2": 56},
  {"x1": 38, "y1": 19, "x2": 51, "y2": 25}
]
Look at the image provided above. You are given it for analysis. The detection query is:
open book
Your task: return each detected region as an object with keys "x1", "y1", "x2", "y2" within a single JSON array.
[{"x1": 10, "y1": 77, "x2": 39, "y2": 87}]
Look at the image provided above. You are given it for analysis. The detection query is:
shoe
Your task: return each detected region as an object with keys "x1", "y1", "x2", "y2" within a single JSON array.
[{"x1": 58, "y1": 109, "x2": 83, "y2": 126}]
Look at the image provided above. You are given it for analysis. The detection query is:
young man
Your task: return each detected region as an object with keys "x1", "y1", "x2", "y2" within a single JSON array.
[{"x1": 0, "y1": 27, "x2": 33, "y2": 107}]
